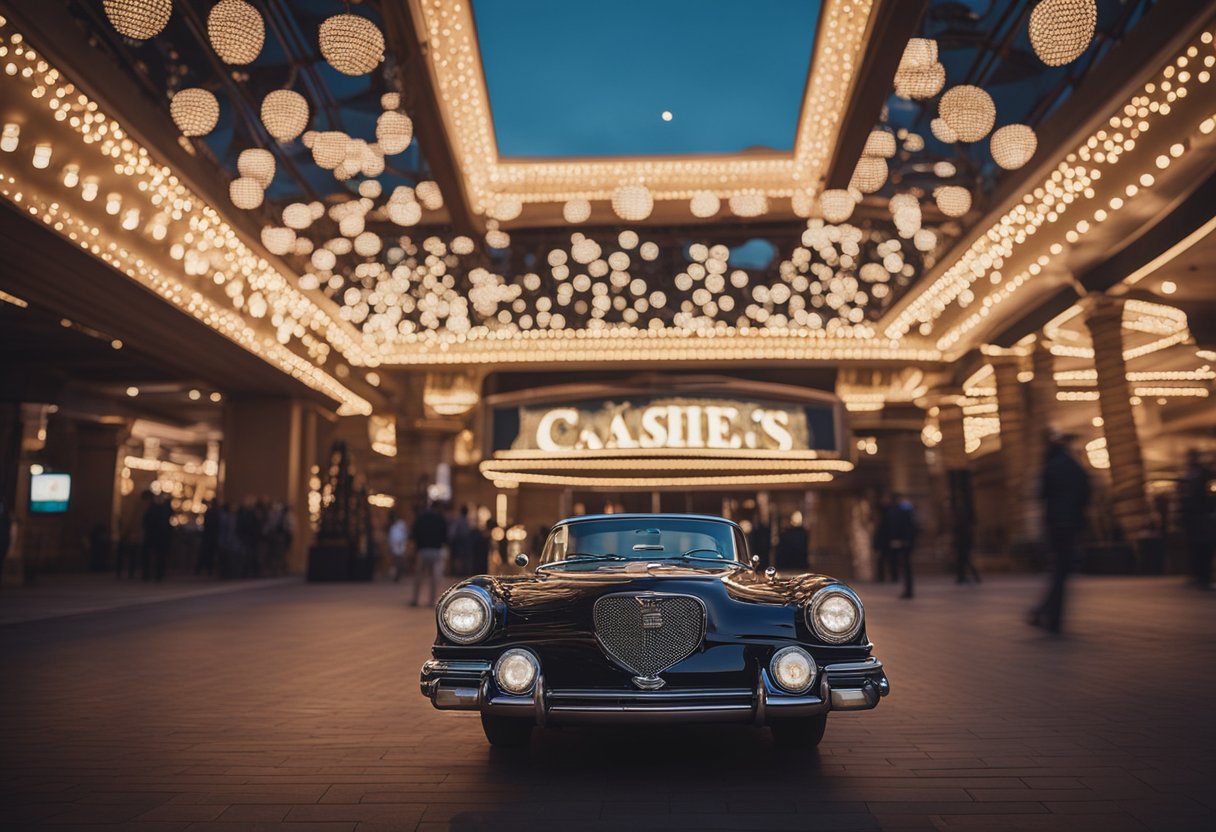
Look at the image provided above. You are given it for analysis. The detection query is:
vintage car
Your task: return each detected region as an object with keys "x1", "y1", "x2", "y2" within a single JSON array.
[{"x1": 419, "y1": 513, "x2": 888, "y2": 747}]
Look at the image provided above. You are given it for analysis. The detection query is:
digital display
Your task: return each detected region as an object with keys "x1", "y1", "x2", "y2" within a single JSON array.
[{"x1": 30, "y1": 472, "x2": 71, "y2": 514}]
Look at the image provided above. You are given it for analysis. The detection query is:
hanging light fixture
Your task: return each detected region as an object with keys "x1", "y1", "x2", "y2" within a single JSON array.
[
  {"x1": 790, "y1": 190, "x2": 815, "y2": 219},
  {"x1": 990, "y1": 123, "x2": 1038, "y2": 170},
  {"x1": 376, "y1": 111, "x2": 413, "y2": 155},
  {"x1": 260, "y1": 226, "x2": 295, "y2": 256},
  {"x1": 261, "y1": 90, "x2": 309, "y2": 142},
  {"x1": 354, "y1": 232, "x2": 381, "y2": 257},
  {"x1": 563, "y1": 198, "x2": 591, "y2": 224},
  {"x1": 229, "y1": 177, "x2": 264, "y2": 210},
  {"x1": 358, "y1": 180, "x2": 382, "y2": 199},
  {"x1": 102, "y1": 0, "x2": 172, "y2": 40},
  {"x1": 849, "y1": 156, "x2": 887, "y2": 193},
  {"x1": 893, "y1": 38, "x2": 945, "y2": 100},
  {"x1": 311, "y1": 131, "x2": 348, "y2": 169},
  {"x1": 237, "y1": 148, "x2": 275, "y2": 188},
  {"x1": 488, "y1": 196, "x2": 523, "y2": 222},
  {"x1": 863, "y1": 129, "x2": 897, "y2": 159},
  {"x1": 930, "y1": 117, "x2": 958, "y2": 144},
  {"x1": 689, "y1": 191, "x2": 720, "y2": 218},
  {"x1": 612, "y1": 184, "x2": 653, "y2": 221},
  {"x1": 311, "y1": 248, "x2": 337, "y2": 271},
  {"x1": 934, "y1": 185, "x2": 972, "y2": 217},
  {"x1": 913, "y1": 228, "x2": 937, "y2": 252},
  {"x1": 207, "y1": 0, "x2": 263, "y2": 64},
  {"x1": 416, "y1": 181, "x2": 444, "y2": 210},
  {"x1": 934, "y1": 161, "x2": 957, "y2": 178},
  {"x1": 939, "y1": 85, "x2": 996, "y2": 142},
  {"x1": 1029, "y1": 0, "x2": 1097, "y2": 67},
  {"x1": 819, "y1": 189, "x2": 855, "y2": 224},
  {"x1": 282, "y1": 203, "x2": 312, "y2": 230},
  {"x1": 169, "y1": 88, "x2": 219, "y2": 137},
  {"x1": 729, "y1": 192, "x2": 768, "y2": 218},
  {"x1": 318, "y1": 13, "x2": 385, "y2": 76}
]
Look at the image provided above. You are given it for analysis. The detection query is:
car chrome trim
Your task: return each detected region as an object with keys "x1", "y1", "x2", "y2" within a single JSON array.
[
  {"x1": 436, "y1": 585, "x2": 495, "y2": 645},
  {"x1": 421, "y1": 654, "x2": 885, "y2": 720},
  {"x1": 592, "y1": 591, "x2": 708, "y2": 684},
  {"x1": 806, "y1": 584, "x2": 865, "y2": 645}
]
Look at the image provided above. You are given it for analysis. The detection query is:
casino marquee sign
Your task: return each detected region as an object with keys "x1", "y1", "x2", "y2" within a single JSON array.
[{"x1": 480, "y1": 377, "x2": 852, "y2": 490}]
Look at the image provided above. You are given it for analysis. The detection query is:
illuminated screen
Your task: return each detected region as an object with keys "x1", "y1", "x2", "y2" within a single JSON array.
[{"x1": 30, "y1": 472, "x2": 71, "y2": 514}]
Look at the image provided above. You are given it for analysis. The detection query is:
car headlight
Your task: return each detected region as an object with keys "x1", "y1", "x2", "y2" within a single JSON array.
[
  {"x1": 494, "y1": 648, "x2": 539, "y2": 694},
  {"x1": 437, "y1": 587, "x2": 493, "y2": 644},
  {"x1": 807, "y1": 586, "x2": 863, "y2": 644},
  {"x1": 770, "y1": 646, "x2": 816, "y2": 694}
]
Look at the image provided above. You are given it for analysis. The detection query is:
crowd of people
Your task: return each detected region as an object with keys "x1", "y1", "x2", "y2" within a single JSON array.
[{"x1": 112, "y1": 494, "x2": 296, "y2": 581}]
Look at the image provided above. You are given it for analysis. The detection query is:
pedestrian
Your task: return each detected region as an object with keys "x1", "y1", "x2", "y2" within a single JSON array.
[
  {"x1": 949, "y1": 470, "x2": 981, "y2": 584},
  {"x1": 1031, "y1": 432, "x2": 1091, "y2": 633},
  {"x1": 775, "y1": 519, "x2": 808, "y2": 571},
  {"x1": 885, "y1": 494, "x2": 918, "y2": 598},
  {"x1": 449, "y1": 505, "x2": 472, "y2": 576},
  {"x1": 387, "y1": 511, "x2": 409, "y2": 582},
  {"x1": 197, "y1": 499, "x2": 219, "y2": 576},
  {"x1": 411, "y1": 501, "x2": 448, "y2": 607},
  {"x1": 1179, "y1": 449, "x2": 1214, "y2": 589},
  {"x1": 872, "y1": 492, "x2": 898, "y2": 583}
]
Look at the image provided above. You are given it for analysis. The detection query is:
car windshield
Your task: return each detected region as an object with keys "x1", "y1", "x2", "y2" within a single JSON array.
[{"x1": 540, "y1": 517, "x2": 742, "y2": 570}]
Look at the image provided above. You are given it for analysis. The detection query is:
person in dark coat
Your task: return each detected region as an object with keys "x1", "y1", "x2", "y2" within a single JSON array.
[
  {"x1": 884, "y1": 494, "x2": 918, "y2": 599},
  {"x1": 411, "y1": 501, "x2": 449, "y2": 607},
  {"x1": 872, "y1": 492, "x2": 897, "y2": 583},
  {"x1": 949, "y1": 469, "x2": 981, "y2": 584},
  {"x1": 748, "y1": 520, "x2": 773, "y2": 570},
  {"x1": 1031, "y1": 433, "x2": 1091, "y2": 633},
  {"x1": 1179, "y1": 450, "x2": 1214, "y2": 589},
  {"x1": 775, "y1": 522, "x2": 809, "y2": 571}
]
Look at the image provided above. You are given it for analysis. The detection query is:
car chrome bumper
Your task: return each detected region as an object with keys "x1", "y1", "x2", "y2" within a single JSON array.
[{"x1": 419, "y1": 657, "x2": 889, "y2": 725}]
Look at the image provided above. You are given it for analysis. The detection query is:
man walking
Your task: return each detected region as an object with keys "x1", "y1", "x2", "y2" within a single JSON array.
[
  {"x1": 885, "y1": 494, "x2": 918, "y2": 599},
  {"x1": 1180, "y1": 449, "x2": 1214, "y2": 589},
  {"x1": 411, "y1": 501, "x2": 448, "y2": 607},
  {"x1": 1032, "y1": 433, "x2": 1091, "y2": 633}
]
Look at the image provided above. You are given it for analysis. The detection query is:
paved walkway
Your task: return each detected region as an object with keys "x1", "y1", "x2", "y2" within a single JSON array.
[
  {"x1": 1, "y1": 575, "x2": 1213, "y2": 831},
  {"x1": 0, "y1": 575, "x2": 300, "y2": 625}
]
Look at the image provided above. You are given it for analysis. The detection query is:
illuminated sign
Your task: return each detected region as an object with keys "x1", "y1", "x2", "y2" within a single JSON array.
[{"x1": 493, "y1": 396, "x2": 838, "y2": 454}]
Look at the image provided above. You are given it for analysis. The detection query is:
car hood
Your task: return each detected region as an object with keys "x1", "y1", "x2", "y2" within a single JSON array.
[{"x1": 464, "y1": 565, "x2": 843, "y2": 615}]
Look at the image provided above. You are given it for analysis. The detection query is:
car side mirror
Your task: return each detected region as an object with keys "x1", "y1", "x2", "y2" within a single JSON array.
[
  {"x1": 751, "y1": 555, "x2": 760, "y2": 569},
  {"x1": 514, "y1": 553, "x2": 530, "y2": 568}
]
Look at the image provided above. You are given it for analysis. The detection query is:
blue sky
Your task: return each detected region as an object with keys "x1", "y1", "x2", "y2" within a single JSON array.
[{"x1": 472, "y1": 0, "x2": 822, "y2": 158}]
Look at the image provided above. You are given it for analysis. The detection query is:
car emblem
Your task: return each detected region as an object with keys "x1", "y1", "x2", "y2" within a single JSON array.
[{"x1": 638, "y1": 598, "x2": 664, "y2": 629}]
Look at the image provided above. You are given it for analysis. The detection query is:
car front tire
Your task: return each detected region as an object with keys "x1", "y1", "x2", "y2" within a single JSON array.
[
  {"x1": 770, "y1": 713, "x2": 827, "y2": 749},
  {"x1": 480, "y1": 714, "x2": 533, "y2": 748}
]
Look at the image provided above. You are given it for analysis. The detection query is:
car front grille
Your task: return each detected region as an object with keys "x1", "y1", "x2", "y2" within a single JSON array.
[{"x1": 592, "y1": 593, "x2": 705, "y2": 679}]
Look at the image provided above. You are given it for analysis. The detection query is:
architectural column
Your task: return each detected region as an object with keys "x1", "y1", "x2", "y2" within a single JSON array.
[
  {"x1": 221, "y1": 397, "x2": 316, "y2": 571},
  {"x1": 1084, "y1": 296, "x2": 1151, "y2": 540},
  {"x1": 936, "y1": 396, "x2": 968, "y2": 473},
  {"x1": 1020, "y1": 338, "x2": 1056, "y2": 541},
  {"x1": 70, "y1": 420, "x2": 129, "y2": 570},
  {"x1": 990, "y1": 351, "x2": 1034, "y2": 548}
]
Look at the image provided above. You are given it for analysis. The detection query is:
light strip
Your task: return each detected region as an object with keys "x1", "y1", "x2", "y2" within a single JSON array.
[{"x1": 486, "y1": 471, "x2": 836, "y2": 489}]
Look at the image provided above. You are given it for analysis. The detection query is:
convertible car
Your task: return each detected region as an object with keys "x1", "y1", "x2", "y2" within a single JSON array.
[{"x1": 419, "y1": 513, "x2": 888, "y2": 747}]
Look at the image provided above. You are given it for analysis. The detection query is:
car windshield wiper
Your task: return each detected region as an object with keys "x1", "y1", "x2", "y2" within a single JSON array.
[
  {"x1": 538, "y1": 553, "x2": 629, "y2": 570},
  {"x1": 663, "y1": 550, "x2": 746, "y2": 569}
]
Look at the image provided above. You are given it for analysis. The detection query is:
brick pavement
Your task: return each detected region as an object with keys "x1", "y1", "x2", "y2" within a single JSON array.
[{"x1": 1, "y1": 575, "x2": 1214, "y2": 831}]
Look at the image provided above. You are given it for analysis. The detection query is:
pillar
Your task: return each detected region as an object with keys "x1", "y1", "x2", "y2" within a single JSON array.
[
  {"x1": 1020, "y1": 338, "x2": 1056, "y2": 541},
  {"x1": 221, "y1": 397, "x2": 315, "y2": 572},
  {"x1": 990, "y1": 352, "x2": 1034, "y2": 548},
  {"x1": 1085, "y1": 296, "x2": 1151, "y2": 540},
  {"x1": 71, "y1": 421, "x2": 129, "y2": 570}
]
